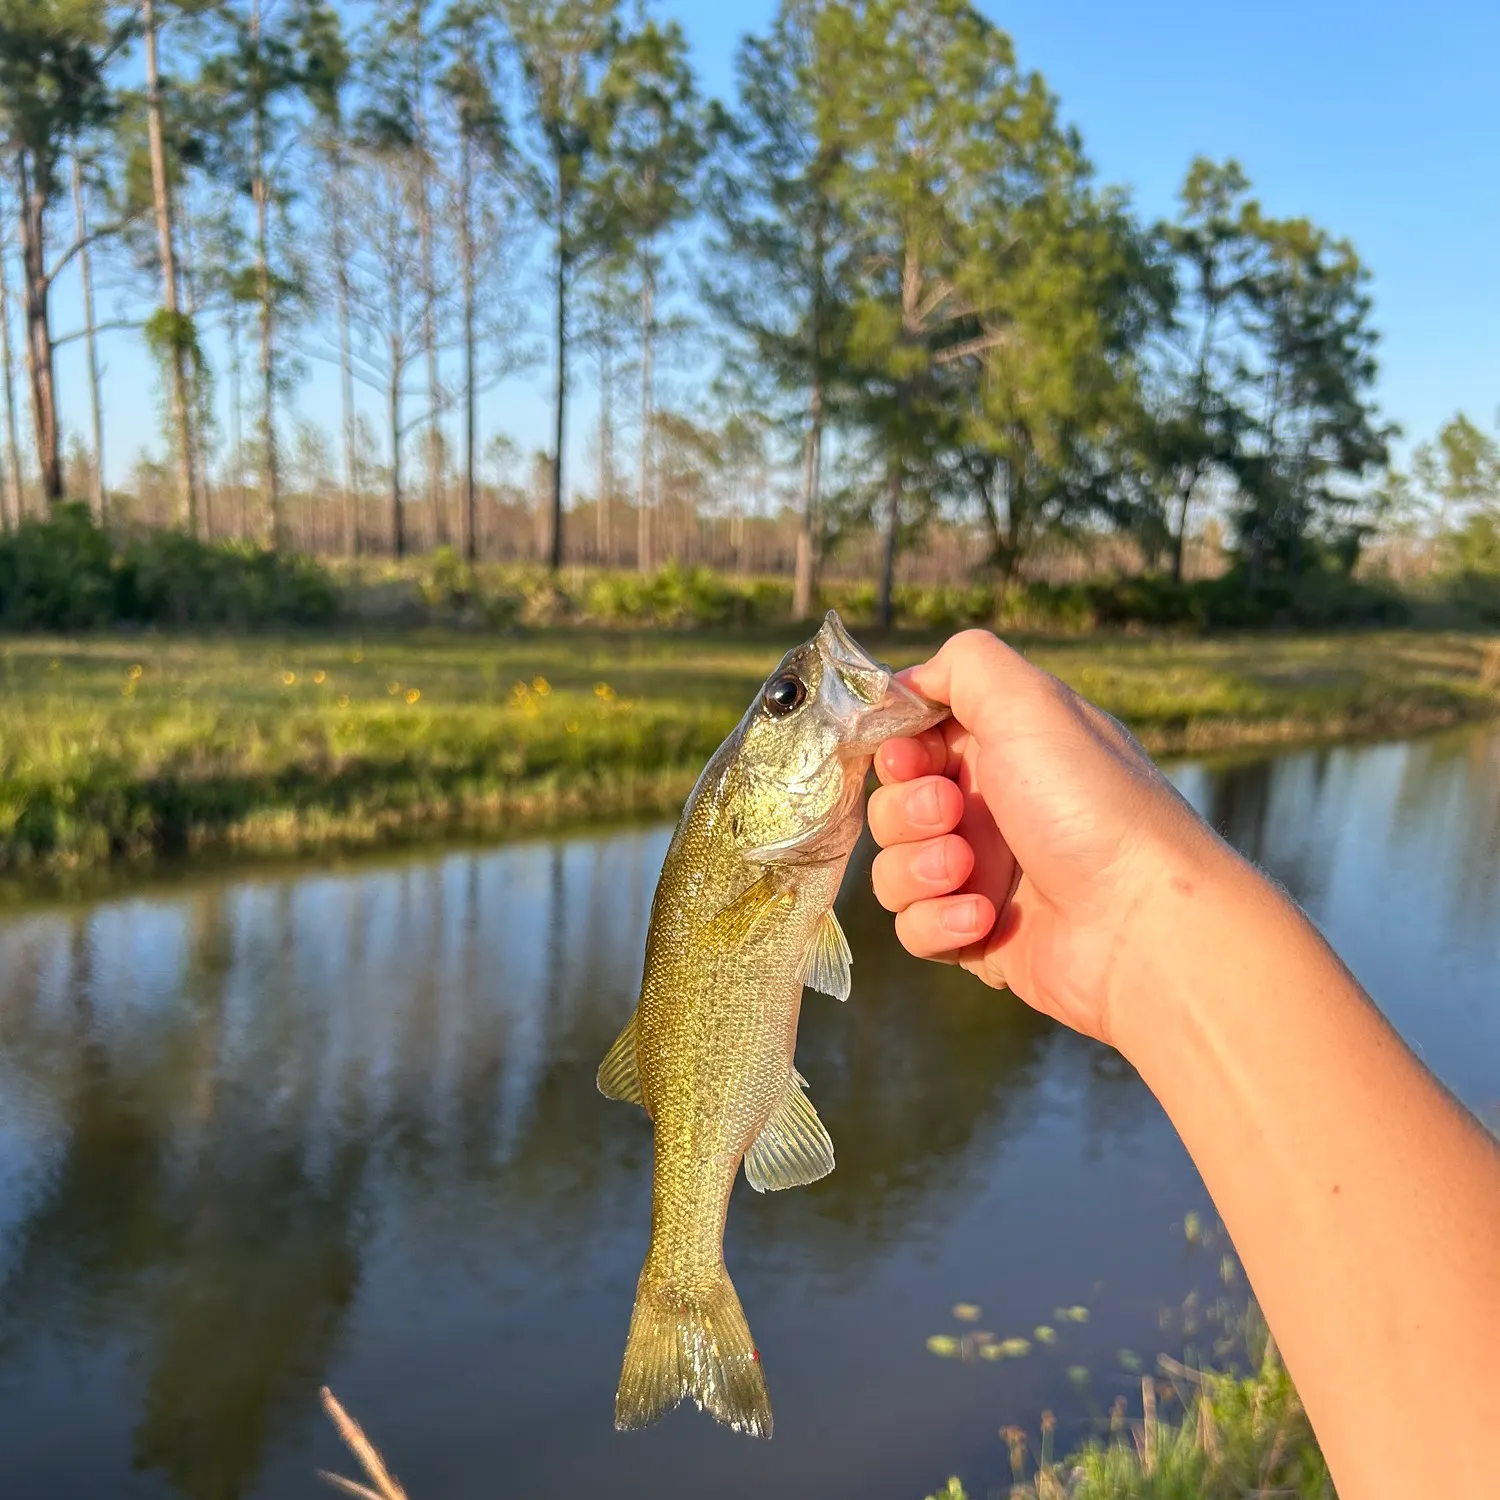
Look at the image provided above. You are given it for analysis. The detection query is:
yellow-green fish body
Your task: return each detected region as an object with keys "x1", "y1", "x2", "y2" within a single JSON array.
[{"x1": 598, "y1": 612, "x2": 945, "y2": 1437}]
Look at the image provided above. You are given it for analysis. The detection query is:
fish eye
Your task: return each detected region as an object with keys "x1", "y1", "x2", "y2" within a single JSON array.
[{"x1": 762, "y1": 673, "x2": 807, "y2": 718}]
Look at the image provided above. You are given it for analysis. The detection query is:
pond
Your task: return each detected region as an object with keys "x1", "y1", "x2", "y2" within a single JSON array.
[{"x1": 0, "y1": 726, "x2": 1496, "y2": 1500}]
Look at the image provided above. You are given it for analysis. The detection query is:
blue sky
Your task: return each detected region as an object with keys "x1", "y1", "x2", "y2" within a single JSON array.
[{"x1": 46, "y1": 0, "x2": 1500, "y2": 489}]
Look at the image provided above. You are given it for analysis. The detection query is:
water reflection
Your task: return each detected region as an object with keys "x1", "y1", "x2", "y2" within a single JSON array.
[{"x1": 0, "y1": 725, "x2": 1495, "y2": 1499}]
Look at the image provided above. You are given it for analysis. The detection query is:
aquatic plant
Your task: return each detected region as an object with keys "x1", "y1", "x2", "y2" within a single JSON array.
[{"x1": 930, "y1": 1303, "x2": 1334, "y2": 1500}]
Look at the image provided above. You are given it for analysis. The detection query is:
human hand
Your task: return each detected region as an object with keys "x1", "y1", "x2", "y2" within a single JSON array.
[{"x1": 867, "y1": 630, "x2": 1239, "y2": 1049}]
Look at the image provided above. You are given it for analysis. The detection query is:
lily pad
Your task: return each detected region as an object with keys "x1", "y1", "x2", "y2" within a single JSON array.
[
  {"x1": 1117, "y1": 1349, "x2": 1143, "y2": 1373},
  {"x1": 1033, "y1": 1325, "x2": 1057, "y2": 1345},
  {"x1": 952, "y1": 1303, "x2": 982, "y2": 1322},
  {"x1": 1184, "y1": 1210, "x2": 1203, "y2": 1243},
  {"x1": 926, "y1": 1335, "x2": 960, "y2": 1357}
]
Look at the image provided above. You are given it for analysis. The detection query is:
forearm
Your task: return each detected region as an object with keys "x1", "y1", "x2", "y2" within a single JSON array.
[{"x1": 1117, "y1": 844, "x2": 1500, "y2": 1498}]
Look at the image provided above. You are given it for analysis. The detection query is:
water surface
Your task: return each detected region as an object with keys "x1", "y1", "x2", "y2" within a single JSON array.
[{"x1": 0, "y1": 726, "x2": 1495, "y2": 1500}]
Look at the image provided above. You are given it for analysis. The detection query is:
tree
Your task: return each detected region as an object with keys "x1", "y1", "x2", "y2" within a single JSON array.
[
  {"x1": 139, "y1": 0, "x2": 199, "y2": 528},
  {"x1": 1413, "y1": 413, "x2": 1498, "y2": 537},
  {"x1": 438, "y1": 0, "x2": 514, "y2": 563},
  {"x1": 0, "y1": 226, "x2": 20, "y2": 524},
  {"x1": 198, "y1": 0, "x2": 340, "y2": 544},
  {"x1": 364, "y1": 1, "x2": 450, "y2": 544},
  {"x1": 70, "y1": 151, "x2": 106, "y2": 518},
  {"x1": 578, "y1": 263, "x2": 632, "y2": 563},
  {"x1": 1232, "y1": 208, "x2": 1390, "y2": 579},
  {"x1": 967, "y1": 186, "x2": 1162, "y2": 582},
  {"x1": 0, "y1": 0, "x2": 133, "y2": 501},
  {"x1": 711, "y1": 0, "x2": 852, "y2": 617},
  {"x1": 299, "y1": 0, "x2": 356, "y2": 549},
  {"x1": 342, "y1": 138, "x2": 434, "y2": 558},
  {"x1": 821, "y1": 0, "x2": 1104, "y2": 625},
  {"x1": 599, "y1": 16, "x2": 709, "y2": 574},
  {"x1": 1154, "y1": 157, "x2": 1254, "y2": 580},
  {"x1": 501, "y1": 0, "x2": 624, "y2": 572}
]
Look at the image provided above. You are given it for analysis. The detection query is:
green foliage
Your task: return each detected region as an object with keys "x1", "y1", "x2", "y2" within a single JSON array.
[
  {"x1": 977, "y1": 1346, "x2": 1332, "y2": 1500},
  {"x1": 0, "y1": 503, "x2": 116, "y2": 628},
  {"x1": 0, "y1": 504, "x2": 335, "y2": 630},
  {"x1": 2, "y1": 627, "x2": 1495, "y2": 876}
]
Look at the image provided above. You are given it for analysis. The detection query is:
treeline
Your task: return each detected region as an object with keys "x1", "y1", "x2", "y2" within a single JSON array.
[{"x1": 0, "y1": 1, "x2": 1494, "y2": 625}]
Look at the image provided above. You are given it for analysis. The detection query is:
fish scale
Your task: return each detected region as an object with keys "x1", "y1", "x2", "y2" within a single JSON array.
[{"x1": 597, "y1": 612, "x2": 946, "y2": 1438}]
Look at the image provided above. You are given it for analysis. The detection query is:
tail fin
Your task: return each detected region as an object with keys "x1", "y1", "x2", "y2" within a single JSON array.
[{"x1": 614, "y1": 1265, "x2": 772, "y2": 1438}]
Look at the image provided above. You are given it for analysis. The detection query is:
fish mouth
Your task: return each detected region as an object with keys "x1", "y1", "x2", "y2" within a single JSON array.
[{"x1": 815, "y1": 611, "x2": 948, "y2": 750}]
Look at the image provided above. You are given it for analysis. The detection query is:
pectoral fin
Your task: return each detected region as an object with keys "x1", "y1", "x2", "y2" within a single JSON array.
[
  {"x1": 798, "y1": 908, "x2": 852, "y2": 1002},
  {"x1": 703, "y1": 872, "x2": 793, "y2": 946},
  {"x1": 597, "y1": 1012, "x2": 644, "y2": 1106},
  {"x1": 744, "y1": 1070, "x2": 835, "y2": 1192}
]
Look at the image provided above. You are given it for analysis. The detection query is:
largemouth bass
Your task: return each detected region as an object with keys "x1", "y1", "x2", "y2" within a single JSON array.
[{"x1": 598, "y1": 611, "x2": 946, "y2": 1437}]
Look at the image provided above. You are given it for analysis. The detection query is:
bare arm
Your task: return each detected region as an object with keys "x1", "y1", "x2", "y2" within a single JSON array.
[{"x1": 868, "y1": 630, "x2": 1500, "y2": 1499}]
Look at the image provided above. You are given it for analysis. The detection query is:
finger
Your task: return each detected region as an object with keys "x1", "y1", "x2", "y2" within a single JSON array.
[
  {"x1": 893, "y1": 892, "x2": 998, "y2": 960},
  {"x1": 877, "y1": 722, "x2": 972, "y2": 786},
  {"x1": 871, "y1": 834, "x2": 975, "y2": 913},
  {"x1": 867, "y1": 775, "x2": 964, "y2": 847},
  {"x1": 898, "y1": 630, "x2": 1062, "y2": 748},
  {"x1": 874, "y1": 728, "x2": 946, "y2": 785}
]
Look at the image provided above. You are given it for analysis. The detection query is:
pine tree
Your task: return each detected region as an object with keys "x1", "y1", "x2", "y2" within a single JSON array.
[
  {"x1": 598, "y1": 16, "x2": 709, "y2": 573},
  {"x1": 501, "y1": 0, "x2": 624, "y2": 572},
  {"x1": 710, "y1": 0, "x2": 851, "y2": 617}
]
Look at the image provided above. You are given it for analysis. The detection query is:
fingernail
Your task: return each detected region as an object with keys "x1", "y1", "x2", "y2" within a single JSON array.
[
  {"x1": 941, "y1": 898, "x2": 982, "y2": 934},
  {"x1": 914, "y1": 841, "x2": 950, "y2": 882},
  {"x1": 914, "y1": 780, "x2": 945, "y2": 827}
]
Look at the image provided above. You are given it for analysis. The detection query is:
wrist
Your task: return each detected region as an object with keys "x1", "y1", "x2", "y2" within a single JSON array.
[{"x1": 1105, "y1": 830, "x2": 1283, "y2": 1070}]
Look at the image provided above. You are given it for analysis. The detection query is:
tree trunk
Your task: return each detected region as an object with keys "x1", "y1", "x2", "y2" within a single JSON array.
[
  {"x1": 0, "y1": 244, "x2": 20, "y2": 526},
  {"x1": 1171, "y1": 473, "x2": 1192, "y2": 584},
  {"x1": 548, "y1": 221, "x2": 566, "y2": 573},
  {"x1": 389, "y1": 346, "x2": 404, "y2": 559},
  {"x1": 597, "y1": 332, "x2": 613, "y2": 564},
  {"x1": 143, "y1": 0, "x2": 197, "y2": 531},
  {"x1": 636, "y1": 261, "x2": 655, "y2": 575},
  {"x1": 15, "y1": 156, "x2": 61, "y2": 503},
  {"x1": 228, "y1": 297, "x2": 245, "y2": 539},
  {"x1": 69, "y1": 158, "x2": 105, "y2": 521},
  {"x1": 793, "y1": 380, "x2": 823, "y2": 618},
  {"x1": 332, "y1": 146, "x2": 358, "y2": 555},
  {"x1": 878, "y1": 460, "x2": 900, "y2": 632},
  {"x1": 460, "y1": 130, "x2": 477, "y2": 563},
  {"x1": 179, "y1": 203, "x2": 210, "y2": 537},
  {"x1": 250, "y1": 0, "x2": 280, "y2": 546}
]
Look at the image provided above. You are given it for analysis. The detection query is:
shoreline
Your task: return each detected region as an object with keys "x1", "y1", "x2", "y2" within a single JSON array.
[
  {"x1": 2, "y1": 698, "x2": 1494, "y2": 905},
  {"x1": 3, "y1": 627, "x2": 1496, "y2": 887}
]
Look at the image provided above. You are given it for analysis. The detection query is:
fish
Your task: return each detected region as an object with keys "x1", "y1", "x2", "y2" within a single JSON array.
[{"x1": 597, "y1": 610, "x2": 947, "y2": 1438}]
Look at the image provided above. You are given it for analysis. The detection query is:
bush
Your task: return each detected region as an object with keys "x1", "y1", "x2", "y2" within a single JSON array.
[
  {"x1": 0, "y1": 504, "x2": 337, "y2": 631},
  {"x1": 0, "y1": 503, "x2": 116, "y2": 628}
]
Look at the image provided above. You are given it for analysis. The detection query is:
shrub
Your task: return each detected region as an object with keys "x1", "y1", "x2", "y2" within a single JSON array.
[
  {"x1": 0, "y1": 505, "x2": 337, "y2": 631},
  {"x1": 0, "y1": 503, "x2": 116, "y2": 629}
]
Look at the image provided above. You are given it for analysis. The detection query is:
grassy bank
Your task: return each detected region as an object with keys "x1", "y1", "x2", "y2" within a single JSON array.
[
  {"x1": 2, "y1": 628, "x2": 1498, "y2": 876},
  {"x1": 927, "y1": 1336, "x2": 1330, "y2": 1500}
]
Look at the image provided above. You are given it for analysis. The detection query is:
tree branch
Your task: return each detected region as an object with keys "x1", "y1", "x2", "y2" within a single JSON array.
[
  {"x1": 53, "y1": 319, "x2": 144, "y2": 348},
  {"x1": 46, "y1": 210, "x2": 145, "y2": 287},
  {"x1": 932, "y1": 329, "x2": 1013, "y2": 366}
]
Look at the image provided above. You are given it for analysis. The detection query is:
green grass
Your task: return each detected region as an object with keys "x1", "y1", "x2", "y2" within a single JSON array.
[
  {"x1": 2, "y1": 627, "x2": 1497, "y2": 876},
  {"x1": 929, "y1": 1334, "x2": 1332, "y2": 1499}
]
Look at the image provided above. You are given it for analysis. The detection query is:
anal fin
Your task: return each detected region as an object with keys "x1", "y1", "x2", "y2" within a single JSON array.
[
  {"x1": 597, "y1": 1012, "x2": 644, "y2": 1106},
  {"x1": 744, "y1": 1071, "x2": 835, "y2": 1192},
  {"x1": 798, "y1": 908, "x2": 852, "y2": 1001}
]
